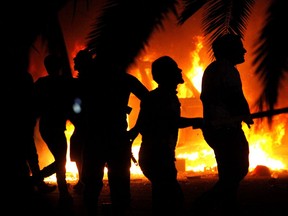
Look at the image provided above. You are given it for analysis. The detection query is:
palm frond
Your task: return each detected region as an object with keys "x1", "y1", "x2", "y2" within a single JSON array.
[
  {"x1": 71, "y1": 0, "x2": 93, "y2": 21},
  {"x1": 85, "y1": 0, "x2": 178, "y2": 71},
  {"x1": 178, "y1": 0, "x2": 209, "y2": 24},
  {"x1": 41, "y1": 13, "x2": 72, "y2": 77},
  {"x1": 202, "y1": 0, "x2": 255, "y2": 49},
  {"x1": 252, "y1": 0, "x2": 288, "y2": 116},
  {"x1": 178, "y1": 0, "x2": 255, "y2": 54},
  {"x1": 4, "y1": 0, "x2": 69, "y2": 74}
]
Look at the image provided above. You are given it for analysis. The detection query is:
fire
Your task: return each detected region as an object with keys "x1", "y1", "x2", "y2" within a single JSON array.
[
  {"x1": 244, "y1": 117, "x2": 287, "y2": 171},
  {"x1": 174, "y1": 36, "x2": 287, "y2": 176},
  {"x1": 41, "y1": 37, "x2": 287, "y2": 184},
  {"x1": 55, "y1": 111, "x2": 287, "y2": 183},
  {"x1": 43, "y1": 120, "x2": 144, "y2": 183},
  {"x1": 45, "y1": 114, "x2": 287, "y2": 183},
  {"x1": 178, "y1": 35, "x2": 204, "y2": 98},
  {"x1": 174, "y1": 116, "x2": 287, "y2": 175},
  {"x1": 43, "y1": 120, "x2": 78, "y2": 183}
]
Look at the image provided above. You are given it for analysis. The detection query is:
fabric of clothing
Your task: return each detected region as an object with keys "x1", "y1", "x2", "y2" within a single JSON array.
[
  {"x1": 138, "y1": 87, "x2": 184, "y2": 215},
  {"x1": 200, "y1": 59, "x2": 250, "y2": 206},
  {"x1": 200, "y1": 60, "x2": 251, "y2": 129},
  {"x1": 34, "y1": 75, "x2": 74, "y2": 196},
  {"x1": 81, "y1": 72, "x2": 148, "y2": 215}
]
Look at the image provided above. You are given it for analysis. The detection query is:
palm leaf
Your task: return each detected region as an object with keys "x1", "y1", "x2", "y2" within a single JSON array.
[
  {"x1": 178, "y1": 0, "x2": 209, "y2": 24},
  {"x1": 178, "y1": 0, "x2": 288, "y2": 121},
  {"x1": 4, "y1": 0, "x2": 70, "y2": 74},
  {"x1": 178, "y1": 0, "x2": 255, "y2": 53},
  {"x1": 201, "y1": 0, "x2": 255, "y2": 51},
  {"x1": 40, "y1": 13, "x2": 73, "y2": 77},
  {"x1": 85, "y1": 0, "x2": 178, "y2": 72},
  {"x1": 252, "y1": 0, "x2": 288, "y2": 116}
]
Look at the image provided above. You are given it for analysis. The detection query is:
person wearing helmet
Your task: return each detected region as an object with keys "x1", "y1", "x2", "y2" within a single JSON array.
[{"x1": 131, "y1": 56, "x2": 203, "y2": 215}]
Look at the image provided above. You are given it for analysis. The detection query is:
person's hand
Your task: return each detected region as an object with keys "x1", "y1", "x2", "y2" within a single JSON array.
[{"x1": 127, "y1": 126, "x2": 139, "y2": 143}]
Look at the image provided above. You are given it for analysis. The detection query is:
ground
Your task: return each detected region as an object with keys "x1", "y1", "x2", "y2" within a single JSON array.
[{"x1": 32, "y1": 171, "x2": 288, "y2": 216}]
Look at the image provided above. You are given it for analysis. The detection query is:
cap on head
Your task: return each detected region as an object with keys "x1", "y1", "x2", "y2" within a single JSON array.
[{"x1": 152, "y1": 56, "x2": 182, "y2": 84}]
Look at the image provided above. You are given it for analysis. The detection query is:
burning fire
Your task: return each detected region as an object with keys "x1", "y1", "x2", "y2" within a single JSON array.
[{"x1": 41, "y1": 36, "x2": 287, "y2": 183}]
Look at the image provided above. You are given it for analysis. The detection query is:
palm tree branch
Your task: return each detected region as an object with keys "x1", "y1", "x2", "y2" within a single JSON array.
[
  {"x1": 178, "y1": 0, "x2": 209, "y2": 24},
  {"x1": 85, "y1": 0, "x2": 178, "y2": 71},
  {"x1": 202, "y1": 0, "x2": 255, "y2": 49},
  {"x1": 41, "y1": 13, "x2": 73, "y2": 77},
  {"x1": 252, "y1": 0, "x2": 288, "y2": 115}
]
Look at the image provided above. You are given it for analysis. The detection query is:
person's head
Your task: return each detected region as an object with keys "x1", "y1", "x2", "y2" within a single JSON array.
[
  {"x1": 73, "y1": 49, "x2": 93, "y2": 77},
  {"x1": 212, "y1": 33, "x2": 247, "y2": 65},
  {"x1": 152, "y1": 56, "x2": 184, "y2": 87},
  {"x1": 44, "y1": 54, "x2": 62, "y2": 76}
]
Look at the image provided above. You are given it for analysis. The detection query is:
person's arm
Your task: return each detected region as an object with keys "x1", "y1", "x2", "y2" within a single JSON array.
[
  {"x1": 129, "y1": 74, "x2": 149, "y2": 100},
  {"x1": 128, "y1": 104, "x2": 144, "y2": 143},
  {"x1": 127, "y1": 75, "x2": 149, "y2": 142},
  {"x1": 127, "y1": 94, "x2": 147, "y2": 144}
]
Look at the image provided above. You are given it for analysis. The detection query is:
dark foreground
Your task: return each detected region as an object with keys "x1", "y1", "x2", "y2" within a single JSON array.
[{"x1": 17, "y1": 172, "x2": 288, "y2": 216}]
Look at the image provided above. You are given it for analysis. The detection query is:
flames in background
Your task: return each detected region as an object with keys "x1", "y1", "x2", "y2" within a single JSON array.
[
  {"x1": 128, "y1": 36, "x2": 288, "y2": 178},
  {"x1": 34, "y1": 36, "x2": 288, "y2": 184}
]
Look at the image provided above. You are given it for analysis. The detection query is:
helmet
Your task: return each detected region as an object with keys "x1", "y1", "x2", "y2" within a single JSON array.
[{"x1": 152, "y1": 56, "x2": 183, "y2": 85}]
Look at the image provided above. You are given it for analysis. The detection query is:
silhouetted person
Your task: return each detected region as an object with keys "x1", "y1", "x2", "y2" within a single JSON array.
[
  {"x1": 23, "y1": 74, "x2": 57, "y2": 194},
  {"x1": 197, "y1": 33, "x2": 254, "y2": 214},
  {"x1": 34, "y1": 54, "x2": 74, "y2": 208},
  {"x1": 3, "y1": 53, "x2": 52, "y2": 215},
  {"x1": 80, "y1": 56, "x2": 149, "y2": 216},
  {"x1": 69, "y1": 49, "x2": 94, "y2": 193},
  {"x1": 10, "y1": 60, "x2": 56, "y2": 194},
  {"x1": 131, "y1": 56, "x2": 203, "y2": 215}
]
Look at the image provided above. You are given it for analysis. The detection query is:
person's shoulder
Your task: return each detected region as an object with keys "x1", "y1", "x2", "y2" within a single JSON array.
[
  {"x1": 21, "y1": 71, "x2": 34, "y2": 83},
  {"x1": 148, "y1": 88, "x2": 161, "y2": 98},
  {"x1": 205, "y1": 61, "x2": 217, "y2": 70},
  {"x1": 204, "y1": 60, "x2": 229, "y2": 75},
  {"x1": 124, "y1": 73, "x2": 138, "y2": 81},
  {"x1": 34, "y1": 76, "x2": 48, "y2": 84},
  {"x1": 141, "y1": 89, "x2": 153, "y2": 103},
  {"x1": 64, "y1": 76, "x2": 78, "y2": 86},
  {"x1": 124, "y1": 73, "x2": 146, "y2": 87},
  {"x1": 61, "y1": 75, "x2": 75, "y2": 82}
]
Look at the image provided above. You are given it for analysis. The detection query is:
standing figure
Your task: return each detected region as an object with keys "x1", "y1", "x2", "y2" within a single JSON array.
[
  {"x1": 34, "y1": 54, "x2": 74, "y2": 207},
  {"x1": 132, "y1": 56, "x2": 203, "y2": 215},
  {"x1": 3, "y1": 58, "x2": 38, "y2": 214},
  {"x1": 80, "y1": 57, "x2": 149, "y2": 216},
  {"x1": 3, "y1": 53, "x2": 57, "y2": 214},
  {"x1": 198, "y1": 33, "x2": 254, "y2": 214},
  {"x1": 69, "y1": 49, "x2": 94, "y2": 193}
]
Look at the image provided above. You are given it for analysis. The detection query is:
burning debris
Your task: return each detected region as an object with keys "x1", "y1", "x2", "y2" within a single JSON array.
[
  {"x1": 251, "y1": 165, "x2": 271, "y2": 177},
  {"x1": 33, "y1": 36, "x2": 287, "y2": 184}
]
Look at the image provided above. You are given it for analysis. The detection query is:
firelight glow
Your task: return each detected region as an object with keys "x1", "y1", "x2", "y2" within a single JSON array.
[{"x1": 43, "y1": 36, "x2": 287, "y2": 184}]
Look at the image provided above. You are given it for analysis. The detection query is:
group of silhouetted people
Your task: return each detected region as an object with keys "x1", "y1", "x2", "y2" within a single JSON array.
[{"x1": 6, "y1": 33, "x2": 254, "y2": 216}]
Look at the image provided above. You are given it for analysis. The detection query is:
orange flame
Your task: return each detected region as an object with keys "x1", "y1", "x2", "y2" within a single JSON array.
[{"x1": 41, "y1": 38, "x2": 287, "y2": 183}]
